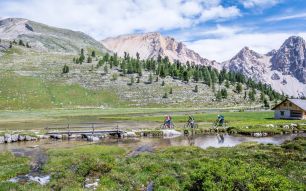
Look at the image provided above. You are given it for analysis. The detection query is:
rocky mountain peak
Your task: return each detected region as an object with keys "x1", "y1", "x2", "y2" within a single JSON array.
[
  {"x1": 232, "y1": 46, "x2": 262, "y2": 62},
  {"x1": 101, "y1": 32, "x2": 217, "y2": 67},
  {"x1": 272, "y1": 35, "x2": 306, "y2": 83}
]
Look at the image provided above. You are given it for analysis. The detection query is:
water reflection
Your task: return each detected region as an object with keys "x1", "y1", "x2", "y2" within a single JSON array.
[{"x1": 0, "y1": 133, "x2": 304, "y2": 153}]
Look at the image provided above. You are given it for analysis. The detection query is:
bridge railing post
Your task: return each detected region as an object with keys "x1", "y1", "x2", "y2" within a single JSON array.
[
  {"x1": 67, "y1": 123, "x2": 70, "y2": 139},
  {"x1": 92, "y1": 123, "x2": 95, "y2": 136}
]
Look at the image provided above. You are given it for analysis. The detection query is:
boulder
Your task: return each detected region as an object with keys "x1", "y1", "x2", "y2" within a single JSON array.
[
  {"x1": 11, "y1": 134, "x2": 19, "y2": 142},
  {"x1": 162, "y1": 130, "x2": 182, "y2": 138},
  {"x1": 253, "y1": 132, "x2": 262, "y2": 137},
  {"x1": 123, "y1": 132, "x2": 137, "y2": 137},
  {"x1": 266, "y1": 124, "x2": 275, "y2": 128},
  {"x1": 25, "y1": 135, "x2": 37, "y2": 141},
  {"x1": 50, "y1": 134, "x2": 62, "y2": 139},
  {"x1": 4, "y1": 134, "x2": 12, "y2": 143},
  {"x1": 283, "y1": 125, "x2": 290, "y2": 129},
  {"x1": 290, "y1": 124, "x2": 297, "y2": 129},
  {"x1": 18, "y1": 135, "x2": 26, "y2": 141},
  {"x1": 0, "y1": 136, "x2": 4, "y2": 144},
  {"x1": 87, "y1": 136, "x2": 99, "y2": 142}
]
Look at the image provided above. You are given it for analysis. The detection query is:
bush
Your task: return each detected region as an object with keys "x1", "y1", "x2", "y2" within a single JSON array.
[{"x1": 188, "y1": 159, "x2": 298, "y2": 191}]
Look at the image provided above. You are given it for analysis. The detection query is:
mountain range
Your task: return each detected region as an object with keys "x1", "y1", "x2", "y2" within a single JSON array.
[
  {"x1": 102, "y1": 33, "x2": 306, "y2": 97},
  {"x1": 1, "y1": 18, "x2": 305, "y2": 97}
]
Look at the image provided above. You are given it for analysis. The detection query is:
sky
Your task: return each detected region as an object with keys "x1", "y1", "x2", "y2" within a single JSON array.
[{"x1": 1, "y1": 0, "x2": 306, "y2": 61}]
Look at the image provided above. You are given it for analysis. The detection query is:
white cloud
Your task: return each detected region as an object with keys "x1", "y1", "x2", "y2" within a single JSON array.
[
  {"x1": 186, "y1": 29, "x2": 306, "y2": 62},
  {"x1": 0, "y1": 0, "x2": 240, "y2": 40},
  {"x1": 240, "y1": 0, "x2": 280, "y2": 8},
  {"x1": 199, "y1": 5, "x2": 240, "y2": 21},
  {"x1": 267, "y1": 12, "x2": 306, "y2": 21}
]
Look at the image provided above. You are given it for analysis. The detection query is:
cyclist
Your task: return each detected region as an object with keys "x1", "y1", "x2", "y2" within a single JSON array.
[
  {"x1": 164, "y1": 115, "x2": 172, "y2": 128},
  {"x1": 217, "y1": 114, "x2": 225, "y2": 126},
  {"x1": 187, "y1": 115, "x2": 195, "y2": 128}
]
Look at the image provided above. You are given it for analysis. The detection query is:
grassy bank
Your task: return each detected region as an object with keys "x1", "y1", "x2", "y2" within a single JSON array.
[{"x1": 0, "y1": 137, "x2": 305, "y2": 190}]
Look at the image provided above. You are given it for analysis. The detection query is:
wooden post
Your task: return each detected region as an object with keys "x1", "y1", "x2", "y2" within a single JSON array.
[
  {"x1": 92, "y1": 123, "x2": 95, "y2": 136},
  {"x1": 67, "y1": 124, "x2": 70, "y2": 139}
]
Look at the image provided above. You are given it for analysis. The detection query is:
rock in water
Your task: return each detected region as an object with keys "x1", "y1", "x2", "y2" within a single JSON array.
[{"x1": 161, "y1": 129, "x2": 182, "y2": 138}]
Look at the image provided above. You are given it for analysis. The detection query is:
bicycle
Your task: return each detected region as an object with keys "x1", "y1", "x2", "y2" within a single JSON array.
[
  {"x1": 183, "y1": 121, "x2": 198, "y2": 129},
  {"x1": 210, "y1": 120, "x2": 227, "y2": 132},
  {"x1": 160, "y1": 122, "x2": 175, "y2": 129}
]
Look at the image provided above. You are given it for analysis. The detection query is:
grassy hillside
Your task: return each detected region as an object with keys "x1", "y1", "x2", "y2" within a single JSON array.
[
  {"x1": 0, "y1": 43, "x2": 282, "y2": 110},
  {"x1": 0, "y1": 73, "x2": 124, "y2": 110}
]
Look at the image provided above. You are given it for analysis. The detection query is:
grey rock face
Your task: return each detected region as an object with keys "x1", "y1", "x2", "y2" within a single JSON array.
[
  {"x1": 271, "y1": 73, "x2": 280, "y2": 80},
  {"x1": 272, "y1": 36, "x2": 306, "y2": 83},
  {"x1": 102, "y1": 32, "x2": 215, "y2": 67},
  {"x1": 0, "y1": 136, "x2": 4, "y2": 144}
]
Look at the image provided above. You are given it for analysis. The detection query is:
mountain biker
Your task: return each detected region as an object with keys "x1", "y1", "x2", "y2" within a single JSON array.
[
  {"x1": 187, "y1": 115, "x2": 195, "y2": 128},
  {"x1": 217, "y1": 114, "x2": 225, "y2": 126},
  {"x1": 164, "y1": 115, "x2": 172, "y2": 128}
]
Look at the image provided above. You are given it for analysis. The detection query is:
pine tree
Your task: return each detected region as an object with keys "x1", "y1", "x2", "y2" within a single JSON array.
[
  {"x1": 221, "y1": 88, "x2": 228, "y2": 98},
  {"x1": 130, "y1": 76, "x2": 134, "y2": 85},
  {"x1": 194, "y1": 85, "x2": 198, "y2": 93},
  {"x1": 263, "y1": 98, "x2": 269, "y2": 108},
  {"x1": 26, "y1": 42, "x2": 31, "y2": 48},
  {"x1": 249, "y1": 90, "x2": 256, "y2": 101},
  {"x1": 81, "y1": 48, "x2": 84, "y2": 56},
  {"x1": 161, "y1": 81, "x2": 165, "y2": 86},
  {"x1": 149, "y1": 73, "x2": 153, "y2": 84},
  {"x1": 260, "y1": 92, "x2": 265, "y2": 102},
  {"x1": 225, "y1": 80, "x2": 230, "y2": 88},
  {"x1": 236, "y1": 83, "x2": 243, "y2": 93},
  {"x1": 216, "y1": 90, "x2": 222, "y2": 101},
  {"x1": 62, "y1": 64, "x2": 69, "y2": 73},
  {"x1": 163, "y1": 92, "x2": 168, "y2": 99},
  {"x1": 18, "y1": 40, "x2": 25, "y2": 46},
  {"x1": 91, "y1": 51, "x2": 96, "y2": 57},
  {"x1": 169, "y1": 88, "x2": 173, "y2": 94},
  {"x1": 104, "y1": 65, "x2": 108, "y2": 74},
  {"x1": 155, "y1": 76, "x2": 159, "y2": 82},
  {"x1": 183, "y1": 70, "x2": 190, "y2": 82},
  {"x1": 87, "y1": 56, "x2": 92, "y2": 63}
]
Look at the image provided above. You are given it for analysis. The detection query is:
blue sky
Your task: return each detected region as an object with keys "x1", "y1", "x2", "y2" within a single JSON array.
[{"x1": 1, "y1": 0, "x2": 306, "y2": 61}]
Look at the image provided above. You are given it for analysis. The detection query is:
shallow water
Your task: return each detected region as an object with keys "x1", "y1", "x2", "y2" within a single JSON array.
[{"x1": 0, "y1": 133, "x2": 305, "y2": 153}]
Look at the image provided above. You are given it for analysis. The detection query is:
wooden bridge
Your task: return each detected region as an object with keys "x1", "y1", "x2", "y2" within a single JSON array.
[{"x1": 45, "y1": 122, "x2": 126, "y2": 138}]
